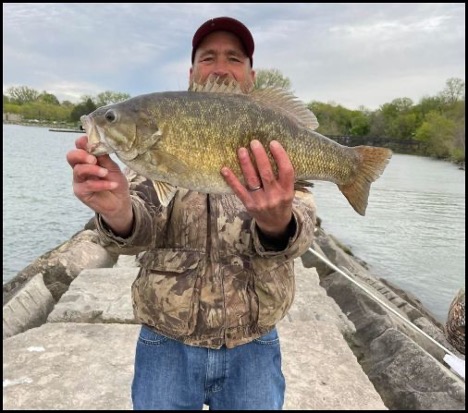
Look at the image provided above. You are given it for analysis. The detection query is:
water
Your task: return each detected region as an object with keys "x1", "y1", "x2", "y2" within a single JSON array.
[
  {"x1": 311, "y1": 154, "x2": 465, "y2": 323},
  {"x1": 3, "y1": 125, "x2": 95, "y2": 281},
  {"x1": 3, "y1": 125, "x2": 465, "y2": 322}
]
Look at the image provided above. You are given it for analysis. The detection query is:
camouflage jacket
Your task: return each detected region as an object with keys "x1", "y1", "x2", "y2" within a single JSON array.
[{"x1": 95, "y1": 177, "x2": 316, "y2": 348}]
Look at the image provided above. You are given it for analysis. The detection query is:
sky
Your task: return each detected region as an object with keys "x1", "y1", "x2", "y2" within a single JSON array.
[{"x1": 3, "y1": 3, "x2": 465, "y2": 110}]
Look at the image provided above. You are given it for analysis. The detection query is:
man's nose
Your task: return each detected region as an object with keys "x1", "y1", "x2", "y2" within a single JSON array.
[{"x1": 211, "y1": 62, "x2": 229, "y2": 77}]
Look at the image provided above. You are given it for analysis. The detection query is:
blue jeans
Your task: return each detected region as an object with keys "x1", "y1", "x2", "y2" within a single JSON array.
[{"x1": 132, "y1": 325, "x2": 285, "y2": 410}]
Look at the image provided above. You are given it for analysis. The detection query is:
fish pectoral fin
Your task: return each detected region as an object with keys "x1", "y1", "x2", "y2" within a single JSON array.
[
  {"x1": 149, "y1": 150, "x2": 189, "y2": 174},
  {"x1": 294, "y1": 179, "x2": 314, "y2": 192},
  {"x1": 152, "y1": 181, "x2": 178, "y2": 207}
]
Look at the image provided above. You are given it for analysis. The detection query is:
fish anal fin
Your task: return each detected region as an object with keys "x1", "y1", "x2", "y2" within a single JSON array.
[
  {"x1": 152, "y1": 181, "x2": 178, "y2": 207},
  {"x1": 338, "y1": 146, "x2": 393, "y2": 215}
]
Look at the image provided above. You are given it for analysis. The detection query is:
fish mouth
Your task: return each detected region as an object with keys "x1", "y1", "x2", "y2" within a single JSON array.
[{"x1": 80, "y1": 115, "x2": 114, "y2": 156}]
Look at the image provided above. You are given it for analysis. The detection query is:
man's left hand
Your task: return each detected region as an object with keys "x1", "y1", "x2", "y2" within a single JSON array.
[{"x1": 221, "y1": 139, "x2": 295, "y2": 240}]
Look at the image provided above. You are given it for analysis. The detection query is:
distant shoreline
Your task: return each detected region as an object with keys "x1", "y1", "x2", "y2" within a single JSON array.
[
  {"x1": 3, "y1": 120, "x2": 82, "y2": 131},
  {"x1": 3, "y1": 120, "x2": 464, "y2": 169}
]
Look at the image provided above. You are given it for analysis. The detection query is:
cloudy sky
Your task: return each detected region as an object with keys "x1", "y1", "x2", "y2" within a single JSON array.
[{"x1": 3, "y1": 3, "x2": 465, "y2": 110}]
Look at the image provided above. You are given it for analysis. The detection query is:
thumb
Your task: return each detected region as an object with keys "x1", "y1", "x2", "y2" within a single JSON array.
[{"x1": 96, "y1": 153, "x2": 121, "y2": 172}]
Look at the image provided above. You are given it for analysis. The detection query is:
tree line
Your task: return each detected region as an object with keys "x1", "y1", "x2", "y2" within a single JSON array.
[{"x1": 3, "y1": 71, "x2": 465, "y2": 162}]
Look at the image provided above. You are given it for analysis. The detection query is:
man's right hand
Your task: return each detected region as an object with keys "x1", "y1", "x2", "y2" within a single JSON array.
[{"x1": 66, "y1": 135, "x2": 134, "y2": 237}]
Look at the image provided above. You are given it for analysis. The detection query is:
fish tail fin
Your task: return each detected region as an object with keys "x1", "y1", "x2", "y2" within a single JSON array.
[{"x1": 338, "y1": 146, "x2": 392, "y2": 216}]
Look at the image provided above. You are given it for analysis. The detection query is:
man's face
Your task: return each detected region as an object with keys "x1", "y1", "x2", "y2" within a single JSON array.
[{"x1": 190, "y1": 31, "x2": 255, "y2": 93}]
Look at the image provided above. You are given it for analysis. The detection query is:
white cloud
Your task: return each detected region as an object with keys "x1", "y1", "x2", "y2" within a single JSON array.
[{"x1": 3, "y1": 3, "x2": 465, "y2": 109}]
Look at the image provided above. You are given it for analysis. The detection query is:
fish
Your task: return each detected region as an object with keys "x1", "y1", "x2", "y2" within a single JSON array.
[{"x1": 81, "y1": 77, "x2": 392, "y2": 215}]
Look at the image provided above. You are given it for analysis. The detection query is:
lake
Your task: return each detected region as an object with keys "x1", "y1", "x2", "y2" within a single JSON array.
[{"x1": 3, "y1": 124, "x2": 465, "y2": 322}]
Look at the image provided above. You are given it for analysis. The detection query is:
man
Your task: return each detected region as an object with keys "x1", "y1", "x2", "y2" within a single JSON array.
[{"x1": 67, "y1": 16, "x2": 315, "y2": 410}]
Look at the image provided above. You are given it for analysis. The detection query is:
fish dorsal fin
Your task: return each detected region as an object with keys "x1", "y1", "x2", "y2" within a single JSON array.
[
  {"x1": 188, "y1": 74, "x2": 244, "y2": 94},
  {"x1": 249, "y1": 88, "x2": 319, "y2": 130},
  {"x1": 188, "y1": 75, "x2": 318, "y2": 129},
  {"x1": 152, "y1": 180, "x2": 178, "y2": 207}
]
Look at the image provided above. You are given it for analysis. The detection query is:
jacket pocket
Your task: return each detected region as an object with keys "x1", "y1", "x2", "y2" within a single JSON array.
[
  {"x1": 132, "y1": 249, "x2": 204, "y2": 336},
  {"x1": 251, "y1": 258, "x2": 295, "y2": 328}
]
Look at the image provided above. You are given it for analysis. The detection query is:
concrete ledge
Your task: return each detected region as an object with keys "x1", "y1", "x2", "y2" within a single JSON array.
[
  {"x1": 3, "y1": 273, "x2": 55, "y2": 339},
  {"x1": 279, "y1": 319, "x2": 386, "y2": 410},
  {"x1": 3, "y1": 323, "x2": 139, "y2": 410},
  {"x1": 3, "y1": 260, "x2": 387, "y2": 410},
  {"x1": 3, "y1": 230, "x2": 118, "y2": 305},
  {"x1": 289, "y1": 259, "x2": 356, "y2": 341},
  {"x1": 47, "y1": 268, "x2": 139, "y2": 324}
]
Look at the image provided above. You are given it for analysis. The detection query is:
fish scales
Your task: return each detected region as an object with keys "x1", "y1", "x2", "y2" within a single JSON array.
[
  {"x1": 82, "y1": 86, "x2": 392, "y2": 215},
  {"x1": 103, "y1": 92, "x2": 357, "y2": 186}
]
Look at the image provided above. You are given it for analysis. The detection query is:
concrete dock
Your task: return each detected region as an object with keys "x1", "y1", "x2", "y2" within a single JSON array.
[{"x1": 3, "y1": 256, "x2": 387, "y2": 410}]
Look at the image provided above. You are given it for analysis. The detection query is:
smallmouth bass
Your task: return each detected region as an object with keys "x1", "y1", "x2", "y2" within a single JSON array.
[{"x1": 82, "y1": 80, "x2": 392, "y2": 215}]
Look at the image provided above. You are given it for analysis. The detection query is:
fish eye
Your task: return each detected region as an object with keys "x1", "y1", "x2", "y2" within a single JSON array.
[{"x1": 104, "y1": 109, "x2": 118, "y2": 123}]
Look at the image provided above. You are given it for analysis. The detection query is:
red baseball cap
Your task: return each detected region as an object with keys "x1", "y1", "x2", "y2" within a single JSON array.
[{"x1": 191, "y1": 17, "x2": 255, "y2": 66}]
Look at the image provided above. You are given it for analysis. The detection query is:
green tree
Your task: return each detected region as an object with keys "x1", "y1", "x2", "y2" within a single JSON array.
[
  {"x1": 70, "y1": 98, "x2": 97, "y2": 122},
  {"x1": 439, "y1": 77, "x2": 465, "y2": 105},
  {"x1": 415, "y1": 111, "x2": 456, "y2": 159},
  {"x1": 21, "y1": 101, "x2": 72, "y2": 122},
  {"x1": 5, "y1": 86, "x2": 40, "y2": 105},
  {"x1": 308, "y1": 101, "x2": 342, "y2": 135},
  {"x1": 367, "y1": 110, "x2": 386, "y2": 137},
  {"x1": 307, "y1": 101, "x2": 366, "y2": 136},
  {"x1": 95, "y1": 91, "x2": 131, "y2": 107},
  {"x1": 254, "y1": 68, "x2": 292, "y2": 91},
  {"x1": 38, "y1": 92, "x2": 60, "y2": 105},
  {"x1": 3, "y1": 102, "x2": 21, "y2": 114},
  {"x1": 379, "y1": 98, "x2": 418, "y2": 140},
  {"x1": 418, "y1": 95, "x2": 444, "y2": 117},
  {"x1": 349, "y1": 111, "x2": 370, "y2": 136},
  {"x1": 61, "y1": 100, "x2": 74, "y2": 108}
]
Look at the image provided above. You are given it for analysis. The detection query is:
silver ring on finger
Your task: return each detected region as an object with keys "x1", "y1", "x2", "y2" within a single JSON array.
[{"x1": 248, "y1": 184, "x2": 262, "y2": 192}]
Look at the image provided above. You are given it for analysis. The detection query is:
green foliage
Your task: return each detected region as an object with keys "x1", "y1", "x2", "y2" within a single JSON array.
[
  {"x1": 379, "y1": 98, "x2": 419, "y2": 140},
  {"x1": 254, "y1": 68, "x2": 292, "y2": 91},
  {"x1": 2, "y1": 75, "x2": 464, "y2": 163},
  {"x1": 79, "y1": 94, "x2": 96, "y2": 105},
  {"x1": 70, "y1": 99, "x2": 97, "y2": 122},
  {"x1": 61, "y1": 100, "x2": 74, "y2": 108},
  {"x1": 3, "y1": 86, "x2": 133, "y2": 125},
  {"x1": 415, "y1": 111, "x2": 456, "y2": 159},
  {"x1": 306, "y1": 77, "x2": 464, "y2": 162},
  {"x1": 3, "y1": 103, "x2": 22, "y2": 114},
  {"x1": 307, "y1": 101, "x2": 370, "y2": 136},
  {"x1": 418, "y1": 95, "x2": 444, "y2": 117},
  {"x1": 439, "y1": 77, "x2": 465, "y2": 105},
  {"x1": 95, "y1": 91, "x2": 131, "y2": 107},
  {"x1": 5, "y1": 86, "x2": 40, "y2": 105},
  {"x1": 38, "y1": 92, "x2": 60, "y2": 105},
  {"x1": 349, "y1": 112, "x2": 370, "y2": 136},
  {"x1": 21, "y1": 101, "x2": 72, "y2": 122}
]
